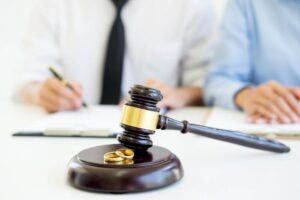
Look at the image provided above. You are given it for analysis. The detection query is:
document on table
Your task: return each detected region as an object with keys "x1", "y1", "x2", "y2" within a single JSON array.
[
  {"x1": 14, "y1": 106, "x2": 122, "y2": 138},
  {"x1": 206, "y1": 107, "x2": 300, "y2": 138}
]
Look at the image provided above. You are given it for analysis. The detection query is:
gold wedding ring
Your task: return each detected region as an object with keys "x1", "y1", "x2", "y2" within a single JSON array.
[
  {"x1": 104, "y1": 161, "x2": 125, "y2": 165},
  {"x1": 103, "y1": 152, "x2": 124, "y2": 162},
  {"x1": 122, "y1": 159, "x2": 134, "y2": 165},
  {"x1": 103, "y1": 149, "x2": 135, "y2": 164},
  {"x1": 115, "y1": 149, "x2": 134, "y2": 159}
]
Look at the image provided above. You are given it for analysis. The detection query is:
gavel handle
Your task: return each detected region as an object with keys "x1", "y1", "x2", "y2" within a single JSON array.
[{"x1": 158, "y1": 116, "x2": 290, "y2": 153}]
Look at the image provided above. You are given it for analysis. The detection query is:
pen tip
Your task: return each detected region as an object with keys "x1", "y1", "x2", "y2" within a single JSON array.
[
  {"x1": 49, "y1": 66, "x2": 54, "y2": 70},
  {"x1": 82, "y1": 102, "x2": 88, "y2": 108}
]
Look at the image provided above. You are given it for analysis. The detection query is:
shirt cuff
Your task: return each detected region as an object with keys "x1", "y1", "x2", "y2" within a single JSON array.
[
  {"x1": 223, "y1": 82, "x2": 252, "y2": 110},
  {"x1": 205, "y1": 80, "x2": 252, "y2": 110}
]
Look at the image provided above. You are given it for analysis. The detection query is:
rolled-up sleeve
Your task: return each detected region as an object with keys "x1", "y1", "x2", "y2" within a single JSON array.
[{"x1": 204, "y1": 0, "x2": 253, "y2": 109}]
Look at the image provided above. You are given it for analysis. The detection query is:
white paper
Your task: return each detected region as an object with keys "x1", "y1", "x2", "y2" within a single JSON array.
[
  {"x1": 206, "y1": 107, "x2": 300, "y2": 137},
  {"x1": 20, "y1": 106, "x2": 122, "y2": 136}
]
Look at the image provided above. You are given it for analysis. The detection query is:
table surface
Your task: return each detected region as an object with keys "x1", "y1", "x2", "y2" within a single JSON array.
[{"x1": 1, "y1": 103, "x2": 299, "y2": 200}]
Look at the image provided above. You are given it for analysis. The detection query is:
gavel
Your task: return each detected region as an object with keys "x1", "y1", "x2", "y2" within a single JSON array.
[{"x1": 118, "y1": 85, "x2": 290, "y2": 153}]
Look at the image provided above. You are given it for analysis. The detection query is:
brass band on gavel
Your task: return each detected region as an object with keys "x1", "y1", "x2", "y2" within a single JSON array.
[{"x1": 120, "y1": 105, "x2": 159, "y2": 131}]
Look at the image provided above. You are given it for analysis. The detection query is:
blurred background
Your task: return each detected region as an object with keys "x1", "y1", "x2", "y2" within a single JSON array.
[{"x1": 0, "y1": 0, "x2": 227, "y2": 105}]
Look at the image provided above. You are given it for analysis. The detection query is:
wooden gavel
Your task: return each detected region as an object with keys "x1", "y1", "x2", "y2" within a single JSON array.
[{"x1": 118, "y1": 85, "x2": 290, "y2": 153}]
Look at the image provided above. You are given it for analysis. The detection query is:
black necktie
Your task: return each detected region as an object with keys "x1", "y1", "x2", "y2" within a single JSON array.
[{"x1": 100, "y1": 0, "x2": 128, "y2": 104}]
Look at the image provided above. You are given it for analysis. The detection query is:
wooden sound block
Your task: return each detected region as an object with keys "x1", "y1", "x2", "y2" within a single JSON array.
[{"x1": 67, "y1": 144, "x2": 184, "y2": 193}]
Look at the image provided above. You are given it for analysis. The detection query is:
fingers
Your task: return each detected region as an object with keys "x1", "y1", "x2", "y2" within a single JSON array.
[
  {"x1": 255, "y1": 86, "x2": 294, "y2": 123},
  {"x1": 144, "y1": 79, "x2": 163, "y2": 88},
  {"x1": 157, "y1": 98, "x2": 173, "y2": 109},
  {"x1": 144, "y1": 79, "x2": 171, "y2": 96},
  {"x1": 144, "y1": 79, "x2": 185, "y2": 109},
  {"x1": 266, "y1": 81, "x2": 300, "y2": 123},
  {"x1": 70, "y1": 82, "x2": 83, "y2": 97},
  {"x1": 144, "y1": 79, "x2": 171, "y2": 108},
  {"x1": 289, "y1": 87, "x2": 300, "y2": 100},
  {"x1": 46, "y1": 78, "x2": 82, "y2": 103},
  {"x1": 247, "y1": 113, "x2": 279, "y2": 124},
  {"x1": 36, "y1": 78, "x2": 82, "y2": 113},
  {"x1": 247, "y1": 114, "x2": 268, "y2": 124},
  {"x1": 268, "y1": 81, "x2": 300, "y2": 117},
  {"x1": 242, "y1": 89, "x2": 280, "y2": 120},
  {"x1": 118, "y1": 96, "x2": 129, "y2": 109},
  {"x1": 39, "y1": 87, "x2": 78, "y2": 111},
  {"x1": 242, "y1": 81, "x2": 300, "y2": 124},
  {"x1": 253, "y1": 104, "x2": 277, "y2": 121},
  {"x1": 37, "y1": 95, "x2": 59, "y2": 113}
]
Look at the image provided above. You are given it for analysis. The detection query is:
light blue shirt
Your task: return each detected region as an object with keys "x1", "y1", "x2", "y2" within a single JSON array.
[{"x1": 204, "y1": 0, "x2": 300, "y2": 109}]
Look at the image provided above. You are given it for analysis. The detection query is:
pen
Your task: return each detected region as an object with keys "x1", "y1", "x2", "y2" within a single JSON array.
[{"x1": 49, "y1": 66, "x2": 88, "y2": 107}]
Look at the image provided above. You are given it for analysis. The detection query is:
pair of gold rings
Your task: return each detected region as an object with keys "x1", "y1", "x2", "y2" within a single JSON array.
[{"x1": 104, "y1": 149, "x2": 134, "y2": 165}]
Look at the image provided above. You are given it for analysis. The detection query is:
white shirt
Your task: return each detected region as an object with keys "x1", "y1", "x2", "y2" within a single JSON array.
[{"x1": 21, "y1": 0, "x2": 215, "y2": 104}]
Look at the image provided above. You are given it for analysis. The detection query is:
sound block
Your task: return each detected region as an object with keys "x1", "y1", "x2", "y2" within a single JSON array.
[{"x1": 67, "y1": 144, "x2": 184, "y2": 193}]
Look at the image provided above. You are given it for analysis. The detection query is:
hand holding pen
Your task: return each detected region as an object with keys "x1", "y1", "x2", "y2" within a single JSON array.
[
  {"x1": 33, "y1": 67, "x2": 87, "y2": 113},
  {"x1": 49, "y1": 67, "x2": 87, "y2": 107}
]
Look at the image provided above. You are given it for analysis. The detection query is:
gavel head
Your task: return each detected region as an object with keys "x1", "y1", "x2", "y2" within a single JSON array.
[{"x1": 118, "y1": 85, "x2": 163, "y2": 151}]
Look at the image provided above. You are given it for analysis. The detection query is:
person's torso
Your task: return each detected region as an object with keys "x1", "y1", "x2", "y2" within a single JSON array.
[
  {"x1": 56, "y1": 0, "x2": 196, "y2": 103},
  {"x1": 247, "y1": 0, "x2": 300, "y2": 86}
]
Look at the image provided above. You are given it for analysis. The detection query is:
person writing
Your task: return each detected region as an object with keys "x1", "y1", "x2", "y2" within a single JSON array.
[
  {"x1": 204, "y1": 0, "x2": 300, "y2": 124},
  {"x1": 19, "y1": 0, "x2": 215, "y2": 113}
]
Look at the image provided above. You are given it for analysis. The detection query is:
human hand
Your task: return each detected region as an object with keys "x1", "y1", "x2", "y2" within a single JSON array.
[
  {"x1": 32, "y1": 77, "x2": 83, "y2": 113},
  {"x1": 144, "y1": 79, "x2": 201, "y2": 109},
  {"x1": 118, "y1": 95, "x2": 129, "y2": 109},
  {"x1": 235, "y1": 81, "x2": 300, "y2": 124},
  {"x1": 289, "y1": 87, "x2": 300, "y2": 101}
]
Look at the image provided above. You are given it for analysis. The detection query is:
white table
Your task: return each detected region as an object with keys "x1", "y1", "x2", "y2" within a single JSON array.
[{"x1": 1, "y1": 103, "x2": 299, "y2": 200}]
